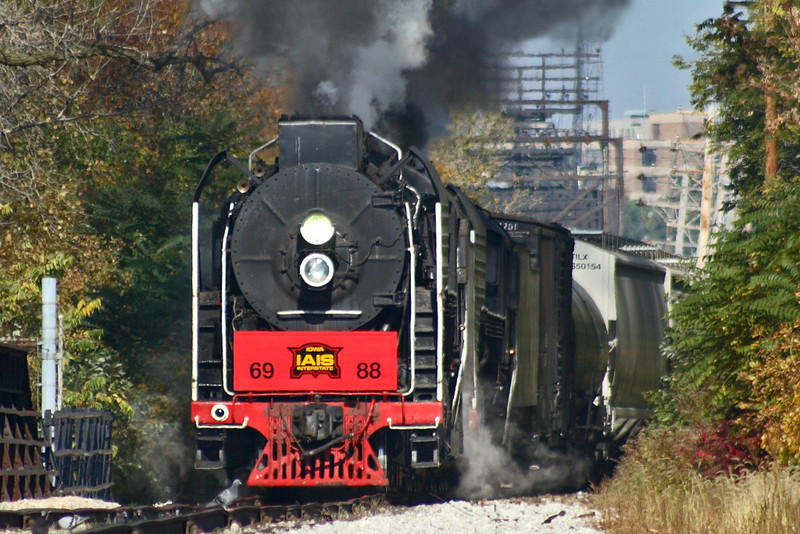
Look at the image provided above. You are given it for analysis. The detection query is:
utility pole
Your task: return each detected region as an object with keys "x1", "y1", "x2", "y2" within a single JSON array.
[{"x1": 696, "y1": 139, "x2": 715, "y2": 268}]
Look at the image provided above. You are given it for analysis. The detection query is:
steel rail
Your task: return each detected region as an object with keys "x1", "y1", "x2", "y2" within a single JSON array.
[{"x1": 0, "y1": 494, "x2": 388, "y2": 534}]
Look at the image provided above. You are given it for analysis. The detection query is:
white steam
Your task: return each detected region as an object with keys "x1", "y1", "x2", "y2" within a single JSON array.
[
  {"x1": 346, "y1": 0, "x2": 433, "y2": 126},
  {"x1": 313, "y1": 80, "x2": 340, "y2": 111},
  {"x1": 457, "y1": 422, "x2": 591, "y2": 498}
]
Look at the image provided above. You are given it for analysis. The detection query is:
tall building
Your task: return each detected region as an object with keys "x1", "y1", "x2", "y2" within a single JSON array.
[{"x1": 610, "y1": 110, "x2": 729, "y2": 257}]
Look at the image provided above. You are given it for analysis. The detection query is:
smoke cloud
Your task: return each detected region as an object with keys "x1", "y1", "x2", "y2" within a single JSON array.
[{"x1": 213, "y1": 0, "x2": 629, "y2": 145}]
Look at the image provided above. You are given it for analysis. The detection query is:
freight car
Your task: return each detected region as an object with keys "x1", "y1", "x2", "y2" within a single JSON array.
[
  {"x1": 571, "y1": 233, "x2": 682, "y2": 450},
  {"x1": 189, "y1": 117, "x2": 668, "y2": 493},
  {"x1": 0, "y1": 343, "x2": 52, "y2": 500}
]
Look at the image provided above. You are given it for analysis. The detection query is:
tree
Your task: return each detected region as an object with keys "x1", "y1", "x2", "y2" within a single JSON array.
[
  {"x1": 739, "y1": 320, "x2": 800, "y2": 465},
  {"x1": 429, "y1": 108, "x2": 515, "y2": 208},
  {"x1": 665, "y1": 186, "x2": 800, "y2": 420},
  {"x1": 0, "y1": 1, "x2": 241, "y2": 254},
  {"x1": 0, "y1": 0, "x2": 283, "y2": 502},
  {"x1": 0, "y1": 0, "x2": 244, "y2": 343},
  {"x1": 662, "y1": 3, "x2": 800, "y2": 465},
  {"x1": 676, "y1": 2, "x2": 800, "y2": 197}
]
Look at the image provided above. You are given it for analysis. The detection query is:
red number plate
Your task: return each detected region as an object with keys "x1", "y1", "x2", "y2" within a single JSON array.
[{"x1": 233, "y1": 331, "x2": 399, "y2": 392}]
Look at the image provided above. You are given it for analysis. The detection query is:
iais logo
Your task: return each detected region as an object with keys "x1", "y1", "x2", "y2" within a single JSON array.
[{"x1": 289, "y1": 342, "x2": 342, "y2": 379}]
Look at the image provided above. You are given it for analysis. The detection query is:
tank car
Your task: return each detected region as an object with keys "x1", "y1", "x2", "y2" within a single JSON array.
[
  {"x1": 189, "y1": 116, "x2": 670, "y2": 493},
  {"x1": 570, "y1": 233, "x2": 677, "y2": 454}
]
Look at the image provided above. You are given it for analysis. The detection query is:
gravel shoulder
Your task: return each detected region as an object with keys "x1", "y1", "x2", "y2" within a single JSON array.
[
  {"x1": 262, "y1": 494, "x2": 605, "y2": 534},
  {"x1": 0, "y1": 494, "x2": 606, "y2": 533}
]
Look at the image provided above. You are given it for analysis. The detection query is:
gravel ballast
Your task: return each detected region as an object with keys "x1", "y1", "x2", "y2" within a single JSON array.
[{"x1": 263, "y1": 495, "x2": 605, "y2": 534}]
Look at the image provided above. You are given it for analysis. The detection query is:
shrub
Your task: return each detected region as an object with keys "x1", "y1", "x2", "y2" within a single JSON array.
[{"x1": 682, "y1": 424, "x2": 761, "y2": 477}]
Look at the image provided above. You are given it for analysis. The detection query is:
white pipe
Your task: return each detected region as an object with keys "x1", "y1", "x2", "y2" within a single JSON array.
[
  {"x1": 41, "y1": 277, "x2": 57, "y2": 417},
  {"x1": 367, "y1": 131, "x2": 402, "y2": 162},
  {"x1": 248, "y1": 137, "x2": 278, "y2": 171}
]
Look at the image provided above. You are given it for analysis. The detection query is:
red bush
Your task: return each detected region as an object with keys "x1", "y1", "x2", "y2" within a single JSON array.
[{"x1": 678, "y1": 424, "x2": 761, "y2": 477}]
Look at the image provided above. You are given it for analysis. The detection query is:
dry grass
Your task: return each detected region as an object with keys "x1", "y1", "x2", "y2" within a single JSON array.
[{"x1": 593, "y1": 428, "x2": 800, "y2": 534}]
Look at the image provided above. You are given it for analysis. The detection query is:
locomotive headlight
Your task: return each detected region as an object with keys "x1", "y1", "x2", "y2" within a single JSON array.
[
  {"x1": 300, "y1": 212, "x2": 335, "y2": 245},
  {"x1": 299, "y1": 253, "x2": 335, "y2": 288}
]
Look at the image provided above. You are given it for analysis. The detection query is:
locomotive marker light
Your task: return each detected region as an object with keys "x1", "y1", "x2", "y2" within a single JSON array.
[
  {"x1": 210, "y1": 403, "x2": 230, "y2": 422},
  {"x1": 299, "y1": 253, "x2": 335, "y2": 288},
  {"x1": 236, "y1": 179, "x2": 251, "y2": 194}
]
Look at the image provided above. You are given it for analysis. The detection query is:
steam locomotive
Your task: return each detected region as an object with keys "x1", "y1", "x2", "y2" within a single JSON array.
[{"x1": 190, "y1": 117, "x2": 671, "y2": 492}]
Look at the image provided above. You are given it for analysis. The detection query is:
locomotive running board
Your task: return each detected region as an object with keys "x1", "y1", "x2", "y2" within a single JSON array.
[{"x1": 277, "y1": 310, "x2": 363, "y2": 317}]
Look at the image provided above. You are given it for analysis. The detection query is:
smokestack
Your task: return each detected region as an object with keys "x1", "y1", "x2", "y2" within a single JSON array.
[{"x1": 41, "y1": 277, "x2": 58, "y2": 417}]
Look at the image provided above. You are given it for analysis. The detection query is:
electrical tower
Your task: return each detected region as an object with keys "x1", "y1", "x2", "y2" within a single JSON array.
[
  {"x1": 490, "y1": 47, "x2": 623, "y2": 233},
  {"x1": 647, "y1": 138, "x2": 706, "y2": 256},
  {"x1": 624, "y1": 108, "x2": 730, "y2": 259}
]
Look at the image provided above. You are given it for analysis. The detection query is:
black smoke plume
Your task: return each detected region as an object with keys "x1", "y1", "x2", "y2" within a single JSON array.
[{"x1": 210, "y1": 0, "x2": 629, "y2": 146}]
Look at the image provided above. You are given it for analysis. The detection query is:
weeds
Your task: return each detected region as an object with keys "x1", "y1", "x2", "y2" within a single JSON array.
[{"x1": 594, "y1": 427, "x2": 800, "y2": 534}]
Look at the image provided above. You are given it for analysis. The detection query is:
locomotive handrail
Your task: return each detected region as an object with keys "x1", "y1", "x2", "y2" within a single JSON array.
[
  {"x1": 248, "y1": 136, "x2": 278, "y2": 171},
  {"x1": 435, "y1": 202, "x2": 444, "y2": 402},
  {"x1": 405, "y1": 183, "x2": 422, "y2": 225},
  {"x1": 387, "y1": 417, "x2": 441, "y2": 430},
  {"x1": 194, "y1": 415, "x2": 250, "y2": 430},
  {"x1": 220, "y1": 201, "x2": 236, "y2": 397},
  {"x1": 193, "y1": 149, "x2": 262, "y2": 202},
  {"x1": 367, "y1": 131, "x2": 402, "y2": 162},
  {"x1": 192, "y1": 152, "x2": 227, "y2": 396},
  {"x1": 402, "y1": 201, "x2": 417, "y2": 398},
  {"x1": 193, "y1": 148, "x2": 264, "y2": 402},
  {"x1": 193, "y1": 149, "x2": 227, "y2": 202},
  {"x1": 408, "y1": 146, "x2": 450, "y2": 201},
  {"x1": 191, "y1": 201, "x2": 203, "y2": 401}
]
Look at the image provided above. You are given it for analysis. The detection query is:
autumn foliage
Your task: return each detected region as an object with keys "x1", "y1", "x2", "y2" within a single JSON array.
[
  {"x1": 0, "y1": 0, "x2": 283, "y2": 502},
  {"x1": 738, "y1": 321, "x2": 800, "y2": 465}
]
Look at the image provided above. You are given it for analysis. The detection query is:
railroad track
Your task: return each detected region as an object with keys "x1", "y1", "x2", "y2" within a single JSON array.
[{"x1": 0, "y1": 494, "x2": 388, "y2": 533}]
